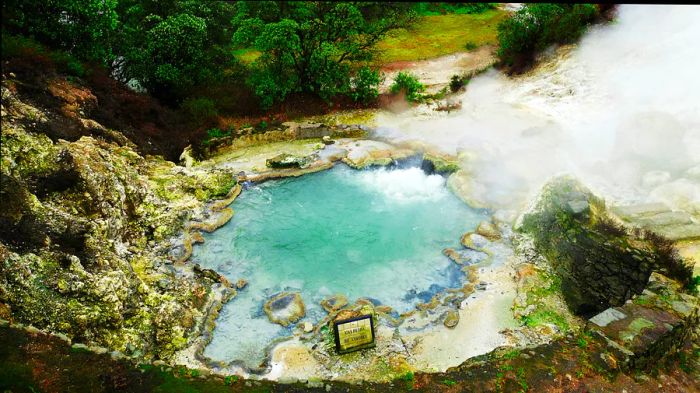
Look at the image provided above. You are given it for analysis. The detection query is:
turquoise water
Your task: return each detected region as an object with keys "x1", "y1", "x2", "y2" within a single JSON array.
[{"x1": 192, "y1": 164, "x2": 487, "y2": 369}]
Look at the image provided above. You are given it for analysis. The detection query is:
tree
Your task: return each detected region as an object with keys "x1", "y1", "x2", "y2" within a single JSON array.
[
  {"x1": 232, "y1": 2, "x2": 415, "y2": 108},
  {"x1": 2, "y1": 0, "x2": 119, "y2": 64},
  {"x1": 497, "y1": 4, "x2": 599, "y2": 68},
  {"x1": 114, "y1": 0, "x2": 238, "y2": 102}
]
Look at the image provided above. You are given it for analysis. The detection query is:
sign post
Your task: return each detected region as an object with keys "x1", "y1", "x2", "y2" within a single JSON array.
[{"x1": 333, "y1": 314, "x2": 376, "y2": 354}]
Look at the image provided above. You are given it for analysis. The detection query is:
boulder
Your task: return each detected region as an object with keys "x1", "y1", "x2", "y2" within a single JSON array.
[
  {"x1": 520, "y1": 176, "x2": 658, "y2": 316},
  {"x1": 322, "y1": 136, "x2": 335, "y2": 145},
  {"x1": 443, "y1": 310, "x2": 460, "y2": 328},
  {"x1": 421, "y1": 153, "x2": 459, "y2": 175},
  {"x1": 460, "y1": 232, "x2": 489, "y2": 251},
  {"x1": 179, "y1": 145, "x2": 195, "y2": 168},
  {"x1": 302, "y1": 321, "x2": 314, "y2": 333},
  {"x1": 264, "y1": 292, "x2": 306, "y2": 327},
  {"x1": 443, "y1": 248, "x2": 487, "y2": 265},
  {"x1": 235, "y1": 279, "x2": 248, "y2": 290},
  {"x1": 265, "y1": 153, "x2": 314, "y2": 169},
  {"x1": 476, "y1": 221, "x2": 501, "y2": 241},
  {"x1": 320, "y1": 294, "x2": 348, "y2": 313}
]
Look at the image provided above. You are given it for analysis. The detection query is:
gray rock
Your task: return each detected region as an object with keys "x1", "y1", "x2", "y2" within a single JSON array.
[
  {"x1": 589, "y1": 308, "x2": 627, "y2": 327},
  {"x1": 567, "y1": 200, "x2": 589, "y2": 215},
  {"x1": 655, "y1": 223, "x2": 700, "y2": 241},
  {"x1": 266, "y1": 153, "x2": 314, "y2": 169},
  {"x1": 636, "y1": 211, "x2": 694, "y2": 227},
  {"x1": 476, "y1": 221, "x2": 501, "y2": 241},
  {"x1": 461, "y1": 232, "x2": 489, "y2": 251},
  {"x1": 443, "y1": 310, "x2": 459, "y2": 328},
  {"x1": 264, "y1": 292, "x2": 306, "y2": 327}
]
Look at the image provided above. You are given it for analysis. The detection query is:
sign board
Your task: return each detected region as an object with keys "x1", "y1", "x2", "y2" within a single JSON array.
[{"x1": 333, "y1": 314, "x2": 376, "y2": 354}]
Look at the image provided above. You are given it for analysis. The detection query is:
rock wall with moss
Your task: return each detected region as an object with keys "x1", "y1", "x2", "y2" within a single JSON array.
[
  {"x1": 0, "y1": 76, "x2": 237, "y2": 360},
  {"x1": 519, "y1": 176, "x2": 684, "y2": 316}
]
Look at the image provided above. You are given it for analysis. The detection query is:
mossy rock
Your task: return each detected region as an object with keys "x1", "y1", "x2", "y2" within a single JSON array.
[
  {"x1": 421, "y1": 153, "x2": 460, "y2": 175},
  {"x1": 520, "y1": 176, "x2": 656, "y2": 316},
  {"x1": 264, "y1": 292, "x2": 306, "y2": 327}
]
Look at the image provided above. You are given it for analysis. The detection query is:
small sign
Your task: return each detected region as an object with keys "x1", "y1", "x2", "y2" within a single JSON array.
[{"x1": 333, "y1": 314, "x2": 376, "y2": 354}]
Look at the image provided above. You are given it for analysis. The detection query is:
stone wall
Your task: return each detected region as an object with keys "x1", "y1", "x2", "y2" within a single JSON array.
[{"x1": 519, "y1": 177, "x2": 657, "y2": 316}]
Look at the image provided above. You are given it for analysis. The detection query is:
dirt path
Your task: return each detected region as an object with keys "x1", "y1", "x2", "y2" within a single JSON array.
[{"x1": 379, "y1": 46, "x2": 498, "y2": 94}]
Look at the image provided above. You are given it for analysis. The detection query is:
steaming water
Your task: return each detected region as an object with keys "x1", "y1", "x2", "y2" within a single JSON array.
[
  {"x1": 192, "y1": 165, "x2": 488, "y2": 369},
  {"x1": 377, "y1": 5, "x2": 700, "y2": 216}
]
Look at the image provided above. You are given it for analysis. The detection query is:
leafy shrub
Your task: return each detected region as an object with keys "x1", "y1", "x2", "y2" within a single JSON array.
[
  {"x1": 497, "y1": 4, "x2": 599, "y2": 68},
  {"x1": 464, "y1": 41, "x2": 478, "y2": 51},
  {"x1": 224, "y1": 375, "x2": 239, "y2": 385},
  {"x1": 255, "y1": 120, "x2": 268, "y2": 131},
  {"x1": 181, "y1": 97, "x2": 218, "y2": 124},
  {"x1": 449, "y1": 75, "x2": 465, "y2": 92},
  {"x1": 442, "y1": 378, "x2": 457, "y2": 386},
  {"x1": 413, "y1": 3, "x2": 496, "y2": 16},
  {"x1": 351, "y1": 66, "x2": 382, "y2": 104},
  {"x1": 206, "y1": 128, "x2": 230, "y2": 139},
  {"x1": 49, "y1": 51, "x2": 86, "y2": 77},
  {"x1": 390, "y1": 72, "x2": 425, "y2": 102},
  {"x1": 1, "y1": 34, "x2": 85, "y2": 77},
  {"x1": 634, "y1": 228, "x2": 695, "y2": 291}
]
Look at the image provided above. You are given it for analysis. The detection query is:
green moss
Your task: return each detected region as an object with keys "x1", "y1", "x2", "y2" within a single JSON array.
[
  {"x1": 522, "y1": 309, "x2": 570, "y2": 332},
  {"x1": 0, "y1": 126, "x2": 59, "y2": 179},
  {"x1": 423, "y1": 153, "x2": 460, "y2": 174},
  {"x1": 397, "y1": 371, "x2": 415, "y2": 390},
  {"x1": 442, "y1": 378, "x2": 457, "y2": 386},
  {"x1": 620, "y1": 318, "x2": 655, "y2": 342}
]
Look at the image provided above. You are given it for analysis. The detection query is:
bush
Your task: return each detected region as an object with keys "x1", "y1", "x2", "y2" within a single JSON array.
[
  {"x1": 1, "y1": 34, "x2": 85, "y2": 77},
  {"x1": 181, "y1": 97, "x2": 218, "y2": 124},
  {"x1": 350, "y1": 67, "x2": 382, "y2": 104},
  {"x1": 49, "y1": 51, "x2": 86, "y2": 77},
  {"x1": 635, "y1": 228, "x2": 695, "y2": 291},
  {"x1": 464, "y1": 41, "x2": 478, "y2": 51},
  {"x1": 497, "y1": 4, "x2": 599, "y2": 68},
  {"x1": 413, "y1": 3, "x2": 496, "y2": 16},
  {"x1": 390, "y1": 72, "x2": 425, "y2": 102},
  {"x1": 449, "y1": 75, "x2": 466, "y2": 92}
]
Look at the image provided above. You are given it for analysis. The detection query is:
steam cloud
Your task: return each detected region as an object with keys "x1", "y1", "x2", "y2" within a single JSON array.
[{"x1": 376, "y1": 5, "x2": 700, "y2": 219}]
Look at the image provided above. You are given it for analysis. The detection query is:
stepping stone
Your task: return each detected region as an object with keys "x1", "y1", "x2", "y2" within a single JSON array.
[
  {"x1": 588, "y1": 273, "x2": 700, "y2": 370},
  {"x1": 590, "y1": 308, "x2": 627, "y2": 327}
]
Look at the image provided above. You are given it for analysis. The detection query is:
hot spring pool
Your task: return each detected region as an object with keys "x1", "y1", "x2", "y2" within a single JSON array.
[{"x1": 191, "y1": 164, "x2": 488, "y2": 369}]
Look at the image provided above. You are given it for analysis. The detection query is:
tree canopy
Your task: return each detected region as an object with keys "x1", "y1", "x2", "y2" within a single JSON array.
[
  {"x1": 497, "y1": 4, "x2": 599, "y2": 69},
  {"x1": 2, "y1": 0, "x2": 119, "y2": 64},
  {"x1": 2, "y1": 1, "x2": 417, "y2": 108},
  {"x1": 231, "y1": 1, "x2": 415, "y2": 108},
  {"x1": 113, "y1": 0, "x2": 238, "y2": 102}
]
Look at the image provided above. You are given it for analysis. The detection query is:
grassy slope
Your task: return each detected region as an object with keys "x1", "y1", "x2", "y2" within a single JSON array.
[
  {"x1": 373, "y1": 9, "x2": 507, "y2": 64},
  {"x1": 233, "y1": 9, "x2": 508, "y2": 67}
]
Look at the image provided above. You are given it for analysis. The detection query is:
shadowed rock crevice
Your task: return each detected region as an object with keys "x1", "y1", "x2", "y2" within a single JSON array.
[{"x1": 520, "y1": 177, "x2": 660, "y2": 317}]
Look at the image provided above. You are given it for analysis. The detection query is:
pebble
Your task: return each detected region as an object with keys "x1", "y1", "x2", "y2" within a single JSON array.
[{"x1": 302, "y1": 321, "x2": 314, "y2": 333}]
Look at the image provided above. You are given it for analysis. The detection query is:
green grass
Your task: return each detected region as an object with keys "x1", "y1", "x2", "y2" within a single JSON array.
[
  {"x1": 231, "y1": 10, "x2": 507, "y2": 68},
  {"x1": 373, "y1": 9, "x2": 508, "y2": 64},
  {"x1": 232, "y1": 48, "x2": 261, "y2": 65},
  {"x1": 442, "y1": 378, "x2": 457, "y2": 386}
]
